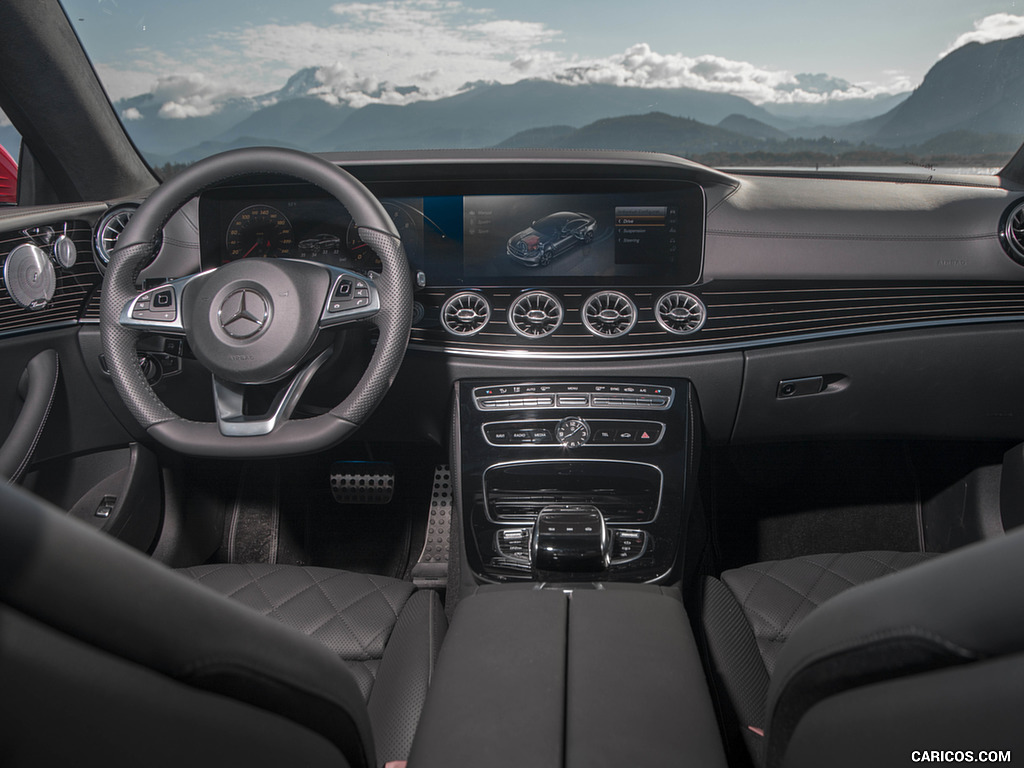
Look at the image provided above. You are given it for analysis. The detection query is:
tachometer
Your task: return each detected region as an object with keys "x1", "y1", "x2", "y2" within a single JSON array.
[{"x1": 225, "y1": 205, "x2": 294, "y2": 261}]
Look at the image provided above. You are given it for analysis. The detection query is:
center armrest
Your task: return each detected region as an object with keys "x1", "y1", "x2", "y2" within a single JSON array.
[{"x1": 408, "y1": 585, "x2": 726, "y2": 768}]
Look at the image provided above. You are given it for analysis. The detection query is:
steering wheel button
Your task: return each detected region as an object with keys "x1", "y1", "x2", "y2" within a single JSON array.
[
  {"x1": 153, "y1": 290, "x2": 174, "y2": 309},
  {"x1": 330, "y1": 302, "x2": 343, "y2": 312},
  {"x1": 335, "y1": 280, "x2": 352, "y2": 297},
  {"x1": 354, "y1": 288, "x2": 369, "y2": 298},
  {"x1": 354, "y1": 297, "x2": 370, "y2": 308}
]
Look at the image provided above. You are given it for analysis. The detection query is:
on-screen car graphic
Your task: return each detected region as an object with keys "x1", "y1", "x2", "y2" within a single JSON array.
[{"x1": 506, "y1": 211, "x2": 597, "y2": 267}]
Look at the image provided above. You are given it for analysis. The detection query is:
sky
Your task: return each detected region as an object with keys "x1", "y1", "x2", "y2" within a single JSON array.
[{"x1": 54, "y1": 0, "x2": 1024, "y2": 120}]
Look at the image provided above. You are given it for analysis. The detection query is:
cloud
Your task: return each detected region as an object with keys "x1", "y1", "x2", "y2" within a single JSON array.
[
  {"x1": 121, "y1": 107, "x2": 143, "y2": 121},
  {"x1": 552, "y1": 44, "x2": 910, "y2": 104},
  {"x1": 91, "y1": 0, "x2": 916, "y2": 119},
  {"x1": 87, "y1": 1, "x2": 566, "y2": 116},
  {"x1": 943, "y1": 13, "x2": 1024, "y2": 56},
  {"x1": 149, "y1": 73, "x2": 235, "y2": 119}
]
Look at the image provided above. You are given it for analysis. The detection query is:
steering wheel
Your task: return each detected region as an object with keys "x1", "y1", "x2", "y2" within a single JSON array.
[{"x1": 100, "y1": 148, "x2": 412, "y2": 458}]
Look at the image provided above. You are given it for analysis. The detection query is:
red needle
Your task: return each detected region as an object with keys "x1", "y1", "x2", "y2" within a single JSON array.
[{"x1": 242, "y1": 241, "x2": 259, "y2": 258}]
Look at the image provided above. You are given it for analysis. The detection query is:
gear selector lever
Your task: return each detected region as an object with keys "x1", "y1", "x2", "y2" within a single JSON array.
[{"x1": 531, "y1": 505, "x2": 610, "y2": 580}]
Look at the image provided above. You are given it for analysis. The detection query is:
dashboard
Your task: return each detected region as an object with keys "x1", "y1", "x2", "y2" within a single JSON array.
[{"x1": 4, "y1": 150, "x2": 1024, "y2": 447}]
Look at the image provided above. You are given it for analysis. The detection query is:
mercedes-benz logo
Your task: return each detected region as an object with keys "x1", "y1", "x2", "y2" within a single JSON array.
[{"x1": 218, "y1": 289, "x2": 269, "y2": 339}]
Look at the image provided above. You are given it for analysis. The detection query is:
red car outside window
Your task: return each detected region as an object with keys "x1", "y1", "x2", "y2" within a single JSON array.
[{"x1": 0, "y1": 144, "x2": 17, "y2": 204}]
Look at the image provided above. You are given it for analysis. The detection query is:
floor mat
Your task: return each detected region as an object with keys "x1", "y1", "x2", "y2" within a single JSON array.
[
  {"x1": 712, "y1": 441, "x2": 923, "y2": 571},
  {"x1": 275, "y1": 448, "x2": 441, "y2": 579},
  {"x1": 202, "y1": 447, "x2": 440, "y2": 578}
]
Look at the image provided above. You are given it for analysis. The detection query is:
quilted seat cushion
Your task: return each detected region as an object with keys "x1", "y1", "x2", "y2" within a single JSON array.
[
  {"x1": 181, "y1": 563, "x2": 415, "y2": 698},
  {"x1": 702, "y1": 551, "x2": 933, "y2": 767},
  {"x1": 180, "y1": 563, "x2": 444, "y2": 765},
  {"x1": 720, "y1": 551, "x2": 934, "y2": 675}
]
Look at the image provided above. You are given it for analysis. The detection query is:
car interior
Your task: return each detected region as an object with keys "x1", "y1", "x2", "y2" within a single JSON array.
[{"x1": 2, "y1": 1, "x2": 1024, "y2": 766}]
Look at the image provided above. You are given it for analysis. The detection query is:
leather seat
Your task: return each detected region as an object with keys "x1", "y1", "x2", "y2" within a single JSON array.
[
  {"x1": 0, "y1": 480, "x2": 444, "y2": 768},
  {"x1": 702, "y1": 543, "x2": 1024, "y2": 767}
]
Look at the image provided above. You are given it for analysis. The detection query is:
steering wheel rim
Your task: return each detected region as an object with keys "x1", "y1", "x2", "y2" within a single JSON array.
[{"x1": 100, "y1": 147, "x2": 412, "y2": 458}]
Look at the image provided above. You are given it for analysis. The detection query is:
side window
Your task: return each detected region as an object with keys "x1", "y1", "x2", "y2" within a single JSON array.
[{"x1": 0, "y1": 107, "x2": 20, "y2": 205}]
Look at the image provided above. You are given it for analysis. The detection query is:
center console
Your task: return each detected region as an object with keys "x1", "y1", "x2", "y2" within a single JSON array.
[{"x1": 456, "y1": 378, "x2": 698, "y2": 583}]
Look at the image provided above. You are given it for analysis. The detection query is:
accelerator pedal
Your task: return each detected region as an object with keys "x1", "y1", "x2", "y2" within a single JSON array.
[
  {"x1": 330, "y1": 461, "x2": 395, "y2": 505},
  {"x1": 411, "y1": 465, "x2": 453, "y2": 588}
]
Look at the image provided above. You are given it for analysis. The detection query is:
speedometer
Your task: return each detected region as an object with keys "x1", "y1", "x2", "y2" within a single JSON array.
[{"x1": 225, "y1": 205, "x2": 295, "y2": 261}]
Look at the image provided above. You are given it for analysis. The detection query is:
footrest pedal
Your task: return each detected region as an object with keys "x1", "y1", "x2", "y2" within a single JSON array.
[{"x1": 330, "y1": 461, "x2": 395, "y2": 505}]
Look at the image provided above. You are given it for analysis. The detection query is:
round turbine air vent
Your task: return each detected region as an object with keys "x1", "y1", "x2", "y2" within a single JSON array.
[
  {"x1": 1001, "y1": 199, "x2": 1024, "y2": 265},
  {"x1": 441, "y1": 291, "x2": 490, "y2": 336},
  {"x1": 94, "y1": 205, "x2": 138, "y2": 267},
  {"x1": 508, "y1": 291, "x2": 563, "y2": 338},
  {"x1": 582, "y1": 291, "x2": 637, "y2": 338},
  {"x1": 655, "y1": 291, "x2": 707, "y2": 335}
]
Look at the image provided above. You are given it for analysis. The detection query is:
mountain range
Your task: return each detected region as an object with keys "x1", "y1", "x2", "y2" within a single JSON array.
[{"x1": 108, "y1": 34, "x2": 1024, "y2": 166}]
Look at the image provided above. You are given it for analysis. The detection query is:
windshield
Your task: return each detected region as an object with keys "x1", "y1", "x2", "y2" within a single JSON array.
[{"x1": 59, "y1": 0, "x2": 1024, "y2": 176}]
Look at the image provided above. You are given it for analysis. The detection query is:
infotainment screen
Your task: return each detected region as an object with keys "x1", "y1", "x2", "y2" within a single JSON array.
[
  {"x1": 456, "y1": 192, "x2": 694, "y2": 282},
  {"x1": 200, "y1": 180, "x2": 704, "y2": 286}
]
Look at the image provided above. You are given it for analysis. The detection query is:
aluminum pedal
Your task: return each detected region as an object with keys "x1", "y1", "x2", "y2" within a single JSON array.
[
  {"x1": 411, "y1": 465, "x2": 453, "y2": 588},
  {"x1": 329, "y1": 461, "x2": 395, "y2": 505}
]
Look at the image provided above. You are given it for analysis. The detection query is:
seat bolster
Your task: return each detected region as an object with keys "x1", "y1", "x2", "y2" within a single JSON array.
[
  {"x1": 702, "y1": 576, "x2": 770, "y2": 765},
  {"x1": 766, "y1": 528, "x2": 1024, "y2": 768},
  {"x1": 0, "y1": 482, "x2": 376, "y2": 768},
  {"x1": 368, "y1": 588, "x2": 447, "y2": 765}
]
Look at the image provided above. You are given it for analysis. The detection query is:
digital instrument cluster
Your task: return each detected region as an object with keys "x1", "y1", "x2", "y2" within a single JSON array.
[{"x1": 198, "y1": 179, "x2": 704, "y2": 286}]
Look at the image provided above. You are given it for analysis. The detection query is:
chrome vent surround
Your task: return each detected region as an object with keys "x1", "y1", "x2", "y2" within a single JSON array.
[
  {"x1": 93, "y1": 204, "x2": 138, "y2": 266},
  {"x1": 581, "y1": 291, "x2": 637, "y2": 338},
  {"x1": 655, "y1": 291, "x2": 707, "y2": 335},
  {"x1": 508, "y1": 291, "x2": 563, "y2": 338},
  {"x1": 441, "y1": 291, "x2": 490, "y2": 336},
  {"x1": 1002, "y1": 200, "x2": 1024, "y2": 265}
]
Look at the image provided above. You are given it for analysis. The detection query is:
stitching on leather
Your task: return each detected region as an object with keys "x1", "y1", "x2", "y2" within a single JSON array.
[
  {"x1": 774, "y1": 555, "x2": 843, "y2": 639},
  {"x1": 307, "y1": 574, "x2": 385, "y2": 636},
  {"x1": 243, "y1": 563, "x2": 295, "y2": 621},
  {"x1": 731, "y1": 558, "x2": 852, "y2": 654},
  {"x1": 187, "y1": 565, "x2": 406, "y2": 660},
  {"x1": 302, "y1": 572, "x2": 401, "y2": 657},
  {"x1": 857, "y1": 551, "x2": 900, "y2": 571},
  {"x1": 705, "y1": 180, "x2": 742, "y2": 217},
  {"x1": 187, "y1": 563, "x2": 233, "y2": 583},
  {"x1": 321, "y1": 593, "x2": 376, "y2": 660},
  {"x1": 857, "y1": 551, "x2": 928, "y2": 572},
  {"x1": 317, "y1": 574, "x2": 395, "y2": 616},
  {"x1": 732, "y1": 553, "x2": 933, "y2": 670},
  {"x1": 365, "y1": 573, "x2": 406, "y2": 620},
  {"x1": 11, "y1": 353, "x2": 60, "y2": 483}
]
